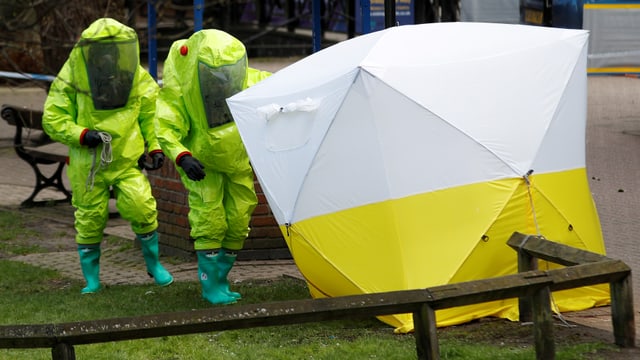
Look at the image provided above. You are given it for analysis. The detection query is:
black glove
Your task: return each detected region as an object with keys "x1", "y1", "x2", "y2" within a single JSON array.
[
  {"x1": 83, "y1": 130, "x2": 103, "y2": 148},
  {"x1": 138, "y1": 154, "x2": 147, "y2": 170},
  {"x1": 178, "y1": 155, "x2": 205, "y2": 181},
  {"x1": 150, "y1": 152, "x2": 165, "y2": 170},
  {"x1": 138, "y1": 152, "x2": 165, "y2": 171}
]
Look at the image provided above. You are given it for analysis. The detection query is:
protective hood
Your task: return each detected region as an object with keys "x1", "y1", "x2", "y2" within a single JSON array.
[
  {"x1": 187, "y1": 30, "x2": 248, "y2": 129},
  {"x1": 198, "y1": 56, "x2": 247, "y2": 128},
  {"x1": 78, "y1": 18, "x2": 139, "y2": 110}
]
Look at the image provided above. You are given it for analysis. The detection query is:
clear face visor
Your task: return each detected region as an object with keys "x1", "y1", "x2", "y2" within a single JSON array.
[
  {"x1": 198, "y1": 57, "x2": 246, "y2": 128},
  {"x1": 83, "y1": 40, "x2": 137, "y2": 110}
]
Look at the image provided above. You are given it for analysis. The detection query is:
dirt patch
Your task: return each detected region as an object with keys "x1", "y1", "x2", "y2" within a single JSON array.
[
  {"x1": 438, "y1": 316, "x2": 640, "y2": 359},
  {"x1": 0, "y1": 205, "x2": 77, "y2": 258}
]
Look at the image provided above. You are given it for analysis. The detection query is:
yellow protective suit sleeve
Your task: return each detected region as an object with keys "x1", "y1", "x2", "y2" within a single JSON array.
[
  {"x1": 42, "y1": 57, "x2": 85, "y2": 145},
  {"x1": 137, "y1": 70, "x2": 163, "y2": 153},
  {"x1": 155, "y1": 39, "x2": 192, "y2": 164},
  {"x1": 247, "y1": 68, "x2": 272, "y2": 87}
]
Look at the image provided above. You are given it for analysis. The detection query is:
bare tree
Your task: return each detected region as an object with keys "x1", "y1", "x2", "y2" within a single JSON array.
[{"x1": 0, "y1": 0, "x2": 128, "y2": 87}]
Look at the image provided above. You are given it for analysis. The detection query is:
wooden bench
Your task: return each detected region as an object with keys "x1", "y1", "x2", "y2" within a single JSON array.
[{"x1": 0, "y1": 104, "x2": 71, "y2": 207}]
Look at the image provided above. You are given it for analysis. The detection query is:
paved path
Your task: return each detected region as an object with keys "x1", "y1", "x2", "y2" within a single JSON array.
[
  {"x1": 1, "y1": 69, "x2": 640, "y2": 341},
  {"x1": 568, "y1": 75, "x2": 640, "y2": 340}
]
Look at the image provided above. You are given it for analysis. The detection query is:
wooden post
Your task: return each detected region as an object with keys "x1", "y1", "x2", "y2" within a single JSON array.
[
  {"x1": 514, "y1": 234, "x2": 538, "y2": 322},
  {"x1": 52, "y1": 343, "x2": 75, "y2": 360},
  {"x1": 610, "y1": 273, "x2": 636, "y2": 347},
  {"x1": 413, "y1": 303, "x2": 439, "y2": 360},
  {"x1": 531, "y1": 286, "x2": 555, "y2": 360}
]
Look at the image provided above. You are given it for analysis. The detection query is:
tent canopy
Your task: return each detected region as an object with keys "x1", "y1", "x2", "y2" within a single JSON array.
[{"x1": 228, "y1": 22, "x2": 609, "y2": 332}]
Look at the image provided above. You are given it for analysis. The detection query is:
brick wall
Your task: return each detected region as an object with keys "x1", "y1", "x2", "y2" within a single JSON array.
[{"x1": 146, "y1": 162, "x2": 291, "y2": 260}]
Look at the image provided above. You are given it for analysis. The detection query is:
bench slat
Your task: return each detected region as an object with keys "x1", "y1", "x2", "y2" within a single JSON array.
[
  {"x1": 24, "y1": 144, "x2": 68, "y2": 163},
  {"x1": 1, "y1": 104, "x2": 45, "y2": 130}
]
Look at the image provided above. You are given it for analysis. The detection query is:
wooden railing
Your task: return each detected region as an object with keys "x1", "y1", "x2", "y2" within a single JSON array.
[
  {"x1": 0, "y1": 232, "x2": 634, "y2": 360},
  {"x1": 509, "y1": 232, "x2": 635, "y2": 351}
]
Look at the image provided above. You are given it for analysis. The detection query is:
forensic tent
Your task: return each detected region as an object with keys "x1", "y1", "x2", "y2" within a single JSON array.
[{"x1": 228, "y1": 22, "x2": 610, "y2": 333}]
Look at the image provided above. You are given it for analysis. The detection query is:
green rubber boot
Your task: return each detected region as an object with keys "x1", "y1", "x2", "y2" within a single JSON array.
[
  {"x1": 217, "y1": 249, "x2": 241, "y2": 299},
  {"x1": 78, "y1": 244, "x2": 101, "y2": 294},
  {"x1": 197, "y1": 250, "x2": 237, "y2": 305},
  {"x1": 138, "y1": 231, "x2": 174, "y2": 287}
]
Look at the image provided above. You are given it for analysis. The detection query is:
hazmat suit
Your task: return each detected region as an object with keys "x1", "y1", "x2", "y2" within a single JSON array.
[
  {"x1": 42, "y1": 18, "x2": 173, "y2": 294},
  {"x1": 155, "y1": 30, "x2": 270, "y2": 304}
]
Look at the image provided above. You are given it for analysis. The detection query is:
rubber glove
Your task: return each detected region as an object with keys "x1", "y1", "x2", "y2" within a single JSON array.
[
  {"x1": 178, "y1": 155, "x2": 205, "y2": 181},
  {"x1": 83, "y1": 130, "x2": 103, "y2": 148},
  {"x1": 138, "y1": 152, "x2": 165, "y2": 171}
]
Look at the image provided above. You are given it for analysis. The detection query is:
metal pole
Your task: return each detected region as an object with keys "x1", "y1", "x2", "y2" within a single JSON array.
[
  {"x1": 312, "y1": 0, "x2": 322, "y2": 52},
  {"x1": 361, "y1": 0, "x2": 371, "y2": 33},
  {"x1": 414, "y1": 0, "x2": 426, "y2": 24},
  {"x1": 147, "y1": 0, "x2": 158, "y2": 80},
  {"x1": 194, "y1": 0, "x2": 204, "y2": 31},
  {"x1": 385, "y1": 0, "x2": 396, "y2": 28}
]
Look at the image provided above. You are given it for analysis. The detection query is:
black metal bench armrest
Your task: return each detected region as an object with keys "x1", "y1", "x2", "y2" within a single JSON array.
[{"x1": 1, "y1": 104, "x2": 71, "y2": 207}]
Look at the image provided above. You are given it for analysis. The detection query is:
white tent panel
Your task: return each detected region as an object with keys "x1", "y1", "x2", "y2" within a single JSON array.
[
  {"x1": 532, "y1": 44, "x2": 588, "y2": 172},
  {"x1": 229, "y1": 71, "x2": 357, "y2": 223},
  {"x1": 293, "y1": 71, "x2": 517, "y2": 223},
  {"x1": 361, "y1": 24, "x2": 588, "y2": 176},
  {"x1": 230, "y1": 22, "x2": 590, "y2": 224}
]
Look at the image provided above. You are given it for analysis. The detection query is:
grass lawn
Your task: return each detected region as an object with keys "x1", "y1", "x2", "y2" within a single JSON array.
[{"x1": 0, "y1": 208, "x2": 634, "y2": 359}]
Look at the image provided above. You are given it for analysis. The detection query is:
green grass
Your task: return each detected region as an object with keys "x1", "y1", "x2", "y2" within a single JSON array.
[
  {"x1": 0, "y1": 210, "x2": 40, "y2": 253},
  {"x1": 0, "y1": 260, "x2": 621, "y2": 360},
  {"x1": 0, "y1": 208, "x2": 625, "y2": 359}
]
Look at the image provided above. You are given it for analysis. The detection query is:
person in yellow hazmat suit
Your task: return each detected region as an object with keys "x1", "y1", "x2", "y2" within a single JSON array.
[
  {"x1": 155, "y1": 29, "x2": 270, "y2": 304},
  {"x1": 42, "y1": 18, "x2": 173, "y2": 294}
]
